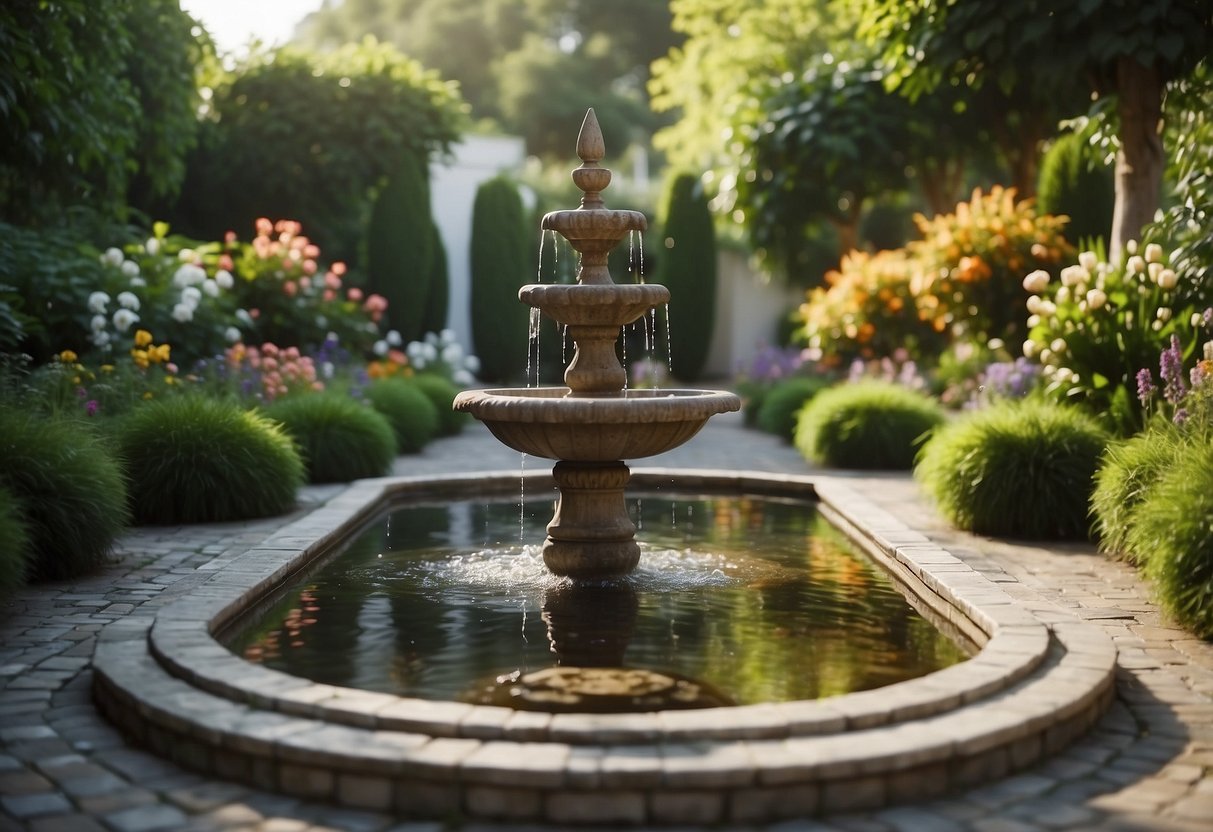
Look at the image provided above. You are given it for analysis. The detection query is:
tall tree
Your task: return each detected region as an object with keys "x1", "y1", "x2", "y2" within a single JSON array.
[{"x1": 858, "y1": 0, "x2": 1213, "y2": 257}]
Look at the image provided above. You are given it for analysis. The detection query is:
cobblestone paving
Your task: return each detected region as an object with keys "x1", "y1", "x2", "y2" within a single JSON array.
[{"x1": 2, "y1": 413, "x2": 1211, "y2": 831}]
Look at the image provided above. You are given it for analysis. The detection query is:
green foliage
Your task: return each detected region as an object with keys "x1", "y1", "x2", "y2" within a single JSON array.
[
  {"x1": 1130, "y1": 438, "x2": 1213, "y2": 637},
  {"x1": 915, "y1": 401, "x2": 1109, "y2": 539},
  {"x1": 365, "y1": 378, "x2": 440, "y2": 454},
  {"x1": 116, "y1": 395, "x2": 302, "y2": 524},
  {"x1": 796, "y1": 381, "x2": 945, "y2": 469},
  {"x1": 469, "y1": 176, "x2": 530, "y2": 383},
  {"x1": 408, "y1": 374, "x2": 469, "y2": 437},
  {"x1": 421, "y1": 221, "x2": 450, "y2": 337},
  {"x1": 0, "y1": 407, "x2": 129, "y2": 581},
  {"x1": 655, "y1": 171, "x2": 716, "y2": 381},
  {"x1": 366, "y1": 154, "x2": 434, "y2": 343},
  {"x1": 263, "y1": 393, "x2": 396, "y2": 483},
  {"x1": 164, "y1": 39, "x2": 464, "y2": 269},
  {"x1": 755, "y1": 377, "x2": 830, "y2": 441},
  {"x1": 0, "y1": 484, "x2": 30, "y2": 595},
  {"x1": 0, "y1": 0, "x2": 204, "y2": 222},
  {"x1": 1155, "y1": 58, "x2": 1213, "y2": 289},
  {"x1": 1037, "y1": 131, "x2": 1114, "y2": 246},
  {"x1": 1091, "y1": 428, "x2": 1186, "y2": 560}
]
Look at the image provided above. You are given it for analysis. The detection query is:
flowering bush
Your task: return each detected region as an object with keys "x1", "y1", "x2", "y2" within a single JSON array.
[
  {"x1": 220, "y1": 218, "x2": 386, "y2": 357},
  {"x1": 1022, "y1": 239, "x2": 1213, "y2": 431},
  {"x1": 399, "y1": 329, "x2": 480, "y2": 386},
  {"x1": 1135, "y1": 318, "x2": 1213, "y2": 428},
  {"x1": 907, "y1": 186, "x2": 1072, "y2": 345},
  {"x1": 208, "y1": 342, "x2": 324, "y2": 403}
]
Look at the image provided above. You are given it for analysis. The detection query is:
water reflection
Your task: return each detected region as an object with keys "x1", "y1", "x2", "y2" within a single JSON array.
[{"x1": 224, "y1": 495, "x2": 970, "y2": 708}]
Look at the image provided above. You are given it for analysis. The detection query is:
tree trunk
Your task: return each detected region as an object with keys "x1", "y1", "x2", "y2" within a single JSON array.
[{"x1": 1110, "y1": 57, "x2": 1165, "y2": 261}]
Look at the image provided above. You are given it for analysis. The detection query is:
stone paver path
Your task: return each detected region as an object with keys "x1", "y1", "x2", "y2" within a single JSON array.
[{"x1": 2, "y1": 411, "x2": 1211, "y2": 831}]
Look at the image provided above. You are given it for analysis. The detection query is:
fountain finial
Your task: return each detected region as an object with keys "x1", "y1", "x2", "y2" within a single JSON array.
[{"x1": 571, "y1": 108, "x2": 611, "y2": 209}]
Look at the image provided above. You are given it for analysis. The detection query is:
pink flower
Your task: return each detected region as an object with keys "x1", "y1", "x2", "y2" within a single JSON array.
[
  {"x1": 261, "y1": 342, "x2": 279, "y2": 357},
  {"x1": 331, "y1": 261, "x2": 347, "y2": 277},
  {"x1": 302, "y1": 259, "x2": 317, "y2": 275},
  {"x1": 255, "y1": 217, "x2": 273, "y2": 235},
  {"x1": 324, "y1": 271, "x2": 341, "y2": 290},
  {"x1": 224, "y1": 230, "x2": 237, "y2": 244},
  {"x1": 282, "y1": 346, "x2": 300, "y2": 361},
  {"x1": 218, "y1": 253, "x2": 234, "y2": 271},
  {"x1": 262, "y1": 357, "x2": 279, "y2": 371},
  {"x1": 304, "y1": 244, "x2": 320, "y2": 258},
  {"x1": 323, "y1": 289, "x2": 337, "y2": 302},
  {"x1": 299, "y1": 276, "x2": 311, "y2": 290},
  {"x1": 347, "y1": 287, "x2": 363, "y2": 302},
  {"x1": 283, "y1": 281, "x2": 298, "y2": 297}
]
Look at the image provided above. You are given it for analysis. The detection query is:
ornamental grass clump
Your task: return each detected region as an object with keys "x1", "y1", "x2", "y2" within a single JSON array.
[
  {"x1": 0, "y1": 485, "x2": 31, "y2": 594},
  {"x1": 1127, "y1": 439, "x2": 1213, "y2": 638},
  {"x1": 117, "y1": 395, "x2": 302, "y2": 524},
  {"x1": 365, "y1": 377, "x2": 440, "y2": 453},
  {"x1": 1090, "y1": 428, "x2": 1187, "y2": 562},
  {"x1": 755, "y1": 376, "x2": 830, "y2": 441},
  {"x1": 915, "y1": 401, "x2": 1108, "y2": 539},
  {"x1": 263, "y1": 393, "x2": 396, "y2": 483},
  {"x1": 0, "y1": 407, "x2": 129, "y2": 580},
  {"x1": 795, "y1": 381, "x2": 945, "y2": 469},
  {"x1": 407, "y1": 373, "x2": 468, "y2": 437}
]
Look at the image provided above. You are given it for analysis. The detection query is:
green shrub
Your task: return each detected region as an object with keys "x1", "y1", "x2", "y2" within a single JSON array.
[
  {"x1": 117, "y1": 395, "x2": 302, "y2": 524},
  {"x1": 796, "y1": 381, "x2": 945, "y2": 469},
  {"x1": 0, "y1": 408, "x2": 129, "y2": 580},
  {"x1": 408, "y1": 373, "x2": 468, "y2": 436},
  {"x1": 366, "y1": 152, "x2": 433, "y2": 343},
  {"x1": 1091, "y1": 428, "x2": 1186, "y2": 561},
  {"x1": 0, "y1": 484, "x2": 30, "y2": 594},
  {"x1": 469, "y1": 176, "x2": 529, "y2": 383},
  {"x1": 1129, "y1": 439, "x2": 1213, "y2": 637},
  {"x1": 1037, "y1": 130, "x2": 1114, "y2": 246},
  {"x1": 755, "y1": 377, "x2": 829, "y2": 441},
  {"x1": 263, "y1": 393, "x2": 396, "y2": 483},
  {"x1": 420, "y1": 219, "x2": 450, "y2": 337},
  {"x1": 366, "y1": 378, "x2": 440, "y2": 453},
  {"x1": 915, "y1": 401, "x2": 1109, "y2": 538},
  {"x1": 655, "y1": 170, "x2": 716, "y2": 381}
]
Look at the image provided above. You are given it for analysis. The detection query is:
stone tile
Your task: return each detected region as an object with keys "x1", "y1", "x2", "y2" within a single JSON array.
[
  {"x1": 0, "y1": 792, "x2": 74, "y2": 819},
  {"x1": 102, "y1": 804, "x2": 191, "y2": 832}
]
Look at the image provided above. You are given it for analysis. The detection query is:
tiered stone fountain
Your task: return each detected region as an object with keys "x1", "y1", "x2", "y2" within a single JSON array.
[{"x1": 454, "y1": 109, "x2": 740, "y2": 579}]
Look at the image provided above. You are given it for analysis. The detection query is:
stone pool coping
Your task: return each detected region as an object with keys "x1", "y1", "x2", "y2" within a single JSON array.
[{"x1": 92, "y1": 469, "x2": 1117, "y2": 824}]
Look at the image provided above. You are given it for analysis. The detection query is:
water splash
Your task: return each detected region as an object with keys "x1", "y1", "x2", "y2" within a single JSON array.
[
  {"x1": 526, "y1": 307, "x2": 542, "y2": 388},
  {"x1": 663, "y1": 303, "x2": 674, "y2": 377}
]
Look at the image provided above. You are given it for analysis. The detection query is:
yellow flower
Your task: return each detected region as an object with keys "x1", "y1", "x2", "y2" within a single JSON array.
[
  {"x1": 100, "y1": 364, "x2": 115, "y2": 374},
  {"x1": 134, "y1": 329, "x2": 154, "y2": 348},
  {"x1": 142, "y1": 391, "x2": 154, "y2": 400},
  {"x1": 131, "y1": 349, "x2": 150, "y2": 369},
  {"x1": 58, "y1": 349, "x2": 78, "y2": 363},
  {"x1": 153, "y1": 344, "x2": 171, "y2": 363},
  {"x1": 164, "y1": 376, "x2": 178, "y2": 386}
]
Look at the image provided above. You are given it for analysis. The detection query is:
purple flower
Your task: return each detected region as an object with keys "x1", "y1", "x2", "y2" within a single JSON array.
[
  {"x1": 85, "y1": 400, "x2": 99, "y2": 417},
  {"x1": 1159, "y1": 334, "x2": 1187, "y2": 405},
  {"x1": 1135, "y1": 368, "x2": 1156, "y2": 407},
  {"x1": 1174, "y1": 407, "x2": 1189, "y2": 426}
]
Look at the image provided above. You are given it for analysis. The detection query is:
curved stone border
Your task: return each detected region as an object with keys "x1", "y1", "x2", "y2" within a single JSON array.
[{"x1": 92, "y1": 469, "x2": 1116, "y2": 825}]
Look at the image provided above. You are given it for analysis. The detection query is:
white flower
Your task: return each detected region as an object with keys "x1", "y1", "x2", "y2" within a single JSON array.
[
  {"x1": 406, "y1": 342, "x2": 424, "y2": 360},
  {"x1": 464, "y1": 355, "x2": 480, "y2": 374},
  {"x1": 224, "y1": 326, "x2": 242, "y2": 343},
  {"x1": 145, "y1": 237, "x2": 160, "y2": 256},
  {"x1": 1145, "y1": 243, "x2": 1163, "y2": 263},
  {"x1": 1027, "y1": 314, "x2": 1042, "y2": 328},
  {"x1": 1022, "y1": 340, "x2": 1038, "y2": 358},
  {"x1": 1026, "y1": 295, "x2": 1044, "y2": 314},
  {"x1": 422, "y1": 343, "x2": 438, "y2": 362},
  {"x1": 1086, "y1": 289, "x2": 1107, "y2": 310},
  {"x1": 172, "y1": 263, "x2": 206, "y2": 287},
  {"x1": 1148, "y1": 261, "x2": 1163, "y2": 282},
  {"x1": 121, "y1": 260, "x2": 140, "y2": 278},
  {"x1": 453, "y1": 369, "x2": 474, "y2": 386},
  {"x1": 442, "y1": 344, "x2": 463, "y2": 364},
  {"x1": 1022, "y1": 270, "x2": 1050, "y2": 293},
  {"x1": 1126, "y1": 240, "x2": 1138, "y2": 255},
  {"x1": 91, "y1": 330, "x2": 111, "y2": 348},
  {"x1": 88, "y1": 291, "x2": 110, "y2": 313},
  {"x1": 1050, "y1": 338, "x2": 1067, "y2": 354},
  {"x1": 180, "y1": 286, "x2": 202, "y2": 309},
  {"x1": 373, "y1": 339, "x2": 389, "y2": 357},
  {"x1": 386, "y1": 329, "x2": 403, "y2": 347},
  {"x1": 177, "y1": 248, "x2": 196, "y2": 263},
  {"x1": 214, "y1": 269, "x2": 234, "y2": 290},
  {"x1": 128, "y1": 276, "x2": 146, "y2": 288},
  {"x1": 1204, "y1": 340, "x2": 1213, "y2": 362},
  {"x1": 1039, "y1": 348, "x2": 1054, "y2": 364},
  {"x1": 202, "y1": 279, "x2": 220, "y2": 298},
  {"x1": 1078, "y1": 251, "x2": 1098, "y2": 272},
  {"x1": 172, "y1": 303, "x2": 194, "y2": 323},
  {"x1": 236, "y1": 309, "x2": 253, "y2": 325},
  {"x1": 321, "y1": 361, "x2": 334, "y2": 380},
  {"x1": 112, "y1": 308, "x2": 139, "y2": 332},
  {"x1": 1127, "y1": 256, "x2": 1146, "y2": 275},
  {"x1": 1156, "y1": 307, "x2": 1172, "y2": 322},
  {"x1": 1060, "y1": 265, "x2": 1087, "y2": 287},
  {"x1": 90, "y1": 314, "x2": 108, "y2": 333},
  {"x1": 1157, "y1": 269, "x2": 1178, "y2": 290},
  {"x1": 101, "y1": 247, "x2": 124, "y2": 266},
  {"x1": 440, "y1": 328, "x2": 456, "y2": 344},
  {"x1": 1055, "y1": 286, "x2": 1070, "y2": 303},
  {"x1": 116, "y1": 291, "x2": 140, "y2": 310},
  {"x1": 425, "y1": 331, "x2": 439, "y2": 346},
  {"x1": 1193, "y1": 312, "x2": 1204, "y2": 328},
  {"x1": 1039, "y1": 300, "x2": 1057, "y2": 317}
]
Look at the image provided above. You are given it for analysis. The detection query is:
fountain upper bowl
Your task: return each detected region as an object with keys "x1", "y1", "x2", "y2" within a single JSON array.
[{"x1": 452, "y1": 387, "x2": 741, "y2": 461}]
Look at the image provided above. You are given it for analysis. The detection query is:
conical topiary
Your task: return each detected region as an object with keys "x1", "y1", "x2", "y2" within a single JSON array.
[
  {"x1": 655, "y1": 171, "x2": 717, "y2": 381},
  {"x1": 469, "y1": 176, "x2": 530, "y2": 383},
  {"x1": 1037, "y1": 131, "x2": 1114, "y2": 246},
  {"x1": 420, "y1": 219, "x2": 449, "y2": 337},
  {"x1": 366, "y1": 152, "x2": 434, "y2": 343}
]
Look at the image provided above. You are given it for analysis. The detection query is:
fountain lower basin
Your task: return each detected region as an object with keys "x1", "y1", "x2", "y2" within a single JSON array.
[
  {"x1": 92, "y1": 470, "x2": 1117, "y2": 825},
  {"x1": 453, "y1": 387, "x2": 740, "y2": 461}
]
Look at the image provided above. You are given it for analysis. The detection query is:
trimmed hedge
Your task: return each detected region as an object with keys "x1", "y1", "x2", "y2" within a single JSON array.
[
  {"x1": 263, "y1": 393, "x2": 397, "y2": 483},
  {"x1": 796, "y1": 381, "x2": 944, "y2": 469}
]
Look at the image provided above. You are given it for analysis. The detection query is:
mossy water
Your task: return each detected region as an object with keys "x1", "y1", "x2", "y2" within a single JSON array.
[{"x1": 223, "y1": 494, "x2": 970, "y2": 710}]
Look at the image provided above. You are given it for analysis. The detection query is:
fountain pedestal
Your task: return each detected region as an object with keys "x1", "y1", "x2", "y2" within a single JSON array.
[{"x1": 454, "y1": 109, "x2": 739, "y2": 579}]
